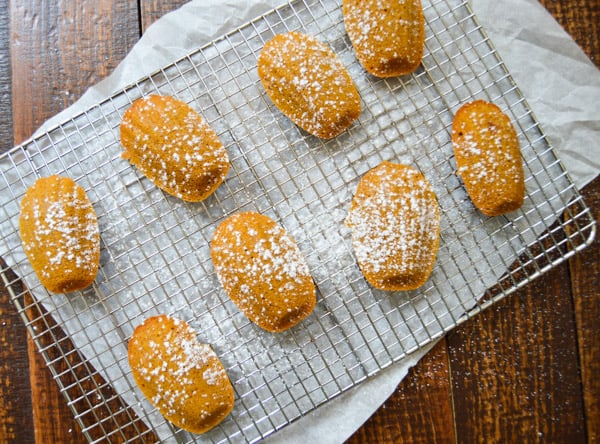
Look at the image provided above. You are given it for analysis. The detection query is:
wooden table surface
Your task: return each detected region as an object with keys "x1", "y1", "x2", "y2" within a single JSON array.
[{"x1": 0, "y1": 0, "x2": 598, "y2": 442}]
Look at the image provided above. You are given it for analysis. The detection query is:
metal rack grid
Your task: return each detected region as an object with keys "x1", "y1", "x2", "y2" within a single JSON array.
[{"x1": 0, "y1": 0, "x2": 596, "y2": 442}]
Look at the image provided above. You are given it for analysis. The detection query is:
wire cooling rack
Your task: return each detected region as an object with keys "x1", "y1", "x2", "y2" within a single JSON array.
[{"x1": 0, "y1": 0, "x2": 596, "y2": 442}]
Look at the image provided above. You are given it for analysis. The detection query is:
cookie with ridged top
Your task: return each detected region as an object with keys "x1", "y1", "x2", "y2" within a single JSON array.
[
  {"x1": 211, "y1": 211, "x2": 316, "y2": 332},
  {"x1": 120, "y1": 95, "x2": 230, "y2": 202},
  {"x1": 343, "y1": 0, "x2": 425, "y2": 77},
  {"x1": 452, "y1": 100, "x2": 525, "y2": 216},
  {"x1": 346, "y1": 162, "x2": 440, "y2": 291},
  {"x1": 258, "y1": 31, "x2": 361, "y2": 139},
  {"x1": 128, "y1": 315, "x2": 235, "y2": 434},
  {"x1": 19, "y1": 175, "x2": 100, "y2": 293}
]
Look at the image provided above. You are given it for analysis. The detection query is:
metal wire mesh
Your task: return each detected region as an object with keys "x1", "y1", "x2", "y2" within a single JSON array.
[{"x1": 0, "y1": 0, "x2": 596, "y2": 442}]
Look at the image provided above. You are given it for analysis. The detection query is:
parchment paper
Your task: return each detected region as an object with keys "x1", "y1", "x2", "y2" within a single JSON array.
[{"x1": 3, "y1": 0, "x2": 599, "y2": 442}]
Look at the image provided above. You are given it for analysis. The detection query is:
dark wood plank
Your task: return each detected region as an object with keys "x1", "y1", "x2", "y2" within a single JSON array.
[
  {"x1": 139, "y1": 0, "x2": 189, "y2": 30},
  {"x1": 570, "y1": 176, "x2": 600, "y2": 443},
  {"x1": 0, "y1": 264, "x2": 35, "y2": 444},
  {"x1": 0, "y1": 2, "x2": 35, "y2": 443},
  {"x1": 534, "y1": 1, "x2": 600, "y2": 439},
  {"x1": 27, "y1": 320, "x2": 88, "y2": 444},
  {"x1": 448, "y1": 263, "x2": 586, "y2": 442},
  {"x1": 347, "y1": 340, "x2": 455, "y2": 444},
  {"x1": 9, "y1": 0, "x2": 140, "y2": 144},
  {"x1": 0, "y1": 0, "x2": 14, "y2": 152},
  {"x1": 538, "y1": 0, "x2": 600, "y2": 67},
  {"x1": 534, "y1": 2, "x2": 600, "y2": 442}
]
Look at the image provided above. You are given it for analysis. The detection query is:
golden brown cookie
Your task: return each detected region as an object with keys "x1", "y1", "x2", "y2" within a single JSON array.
[
  {"x1": 346, "y1": 162, "x2": 440, "y2": 291},
  {"x1": 211, "y1": 211, "x2": 316, "y2": 332},
  {"x1": 343, "y1": 0, "x2": 425, "y2": 77},
  {"x1": 120, "y1": 95, "x2": 230, "y2": 202},
  {"x1": 258, "y1": 31, "x2": 361, "y2": 139},
  {"x1": 19, "y1": 175, "x2": 100, "y2": 293},
  {"x1": 128, "y1": 315, "x2": 235, "y2": 434},
  {"x1": 452, "y1": 100, "x2": 525, "y2": 216}
]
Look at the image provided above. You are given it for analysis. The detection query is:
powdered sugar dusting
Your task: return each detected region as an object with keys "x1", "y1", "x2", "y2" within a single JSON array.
[
  {"x1": 454, "y1": 109, "x2": 520, "y2": 186},
  {"x1": 211, "y1": 212, "x2": 315, "y2": 331},
  {"x1": 346, "y1": 163, "x2": 440, "y2": 290},
  {"x1": 120, "y1": 95, "x2": 229, "y2": 202},
  {"x1": 343, "y1": 0, "x2": 424, "y2": 76},
  {"x1": 19, "y1": 176, "x2": 99, "y2": 291},
  {"x1": 258, "y1": 31, "x2": 360, "y2": 138},
  {"x1": 452, "y1": 101, "x2": 525, "y2": 215},
  {"x1": 130, "y1": 315, "x2": 231, "y2": 423}
]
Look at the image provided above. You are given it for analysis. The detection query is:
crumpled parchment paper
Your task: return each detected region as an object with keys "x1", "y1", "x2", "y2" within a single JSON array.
[{"x1": 4, "y1": 0, "x2": 599, "y2": 442}]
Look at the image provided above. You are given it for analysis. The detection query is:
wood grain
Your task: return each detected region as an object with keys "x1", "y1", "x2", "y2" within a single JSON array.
[
  {"x1": 0, "y1": 0, "x2": 597, "y2": 443},
  {"x1": 448, "y1": 263, "x2": 585, "y2": 442},
  {"x1": 0, "y1": 0, "x2": 13, "y2": 151},
  {"x1": 140, "y1": 0, "x2": 189, "y2": 30},
  {"x1": 9, "y1": 0, "x2": 140, "y2": 144},
  {"x1": 539, "y1": 0, "x2": 600, "y2": 67},
  {"x1": 570, "y1": 179, "x2": 600, "y2": 443},
  {"x1": 0, "y1": 2, "x2": 33, "y2": 443},
  {"x1": 347, "y1": 340, "x2": 455, "y2": 444},
  {"x1": 0, "y1": 264, "x2": 35, "y2": 444}
]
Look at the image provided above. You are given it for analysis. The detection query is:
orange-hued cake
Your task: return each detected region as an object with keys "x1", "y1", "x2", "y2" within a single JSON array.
[
  {"x1": 452, "y1": 100, "x2": 525, "y2": 216},
  {"x1": 258, "y1": 31, "x2": 361, "y2": 139},
  {"x1": 346, "y1": 162, "x2": 440, "y2": 291},
  {"x1": 211, "y1": 211, "x2": 316, "y2": 332},
  {"x1": 19, "y1": 175, "x2": 100, "y2": 293},
  {"x1": 342, "y1": 0, "x2": 425, "y2": 77},
  {"x1": 128, "y1": 315, "x2": 235, "y2": 434},
  {"x1": 120, "y1": 94, "x2": 230, "y2": 202}
]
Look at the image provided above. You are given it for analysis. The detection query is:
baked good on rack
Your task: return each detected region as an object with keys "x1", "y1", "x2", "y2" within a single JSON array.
[
  {"x1": 345, "y1": 162, "x2": 440, "y2": 291},
  {"x1": 342, "y1": 0, "x2": 425, "y2": 77},
  {"x1": 128, "y1": 315, "x2": 235, "y2": 434},
  {"x1": 211, "y1": 211, "x2": 316, "y2": 332},
  {"x1": 451, "y1": 100, "x2": 525, "y2": 216},
  {"x1": 120, "y1": 94, "x2": 230, "y2": 202},
  {"x1": 19, "y1": 175, "x2": 100, "y2": 293},
  {"x1": 258, "y1": 31, "x2": 361, "y2": 139}
]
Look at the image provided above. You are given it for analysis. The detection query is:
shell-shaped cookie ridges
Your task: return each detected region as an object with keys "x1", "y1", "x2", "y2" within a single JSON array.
[
  {"x1": 343, "y1": 0, "x2": 425, "y2": 77},
  {"x1": 346, "y1": 162, "x2": 440, "y2": 291}
]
